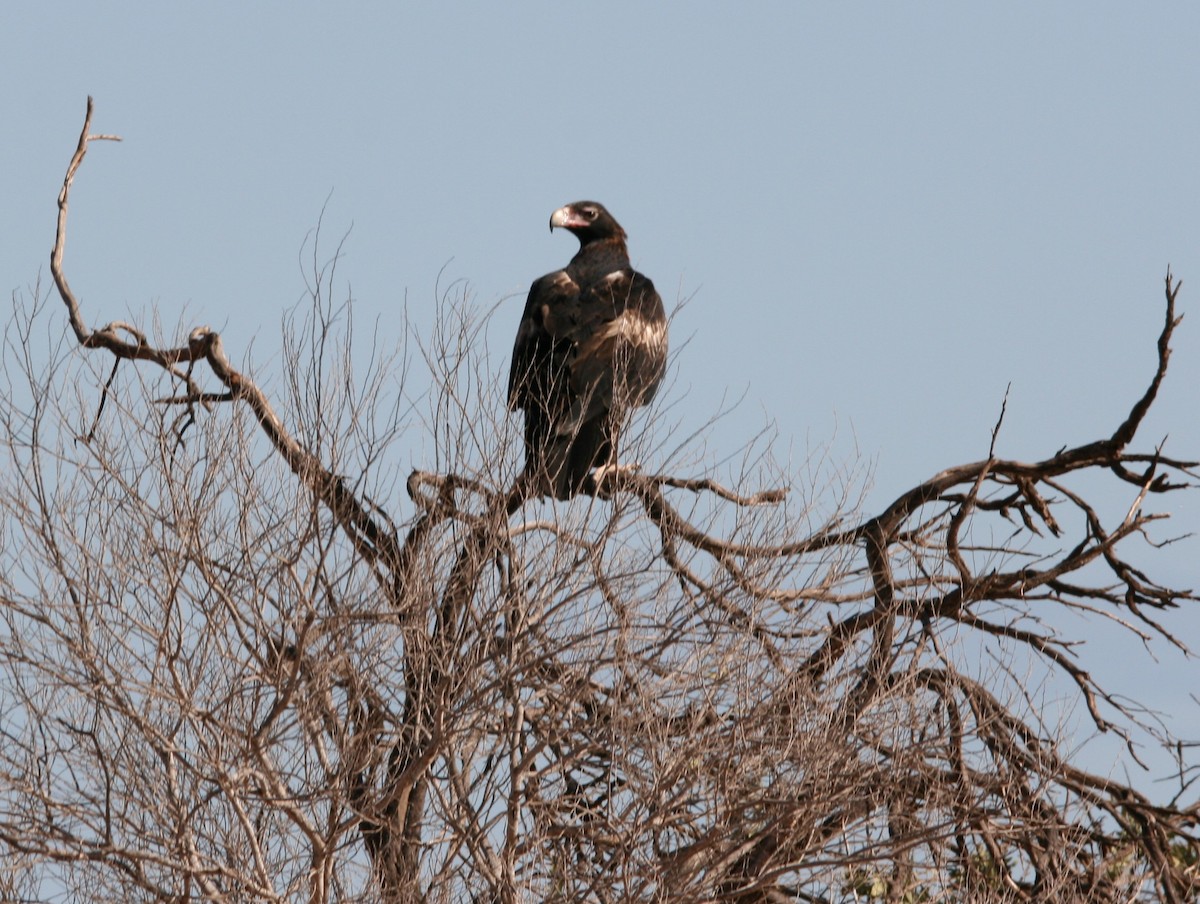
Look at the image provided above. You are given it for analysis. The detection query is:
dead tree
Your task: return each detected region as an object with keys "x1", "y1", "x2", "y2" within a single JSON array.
[{"x1": 0, "y1": 96, "x2": 1196, "y2": 903}]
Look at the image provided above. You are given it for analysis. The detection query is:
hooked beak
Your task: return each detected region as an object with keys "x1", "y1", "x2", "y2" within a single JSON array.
[{"x1": 549, "y1": 205, "x2": 581, "y2": 232}]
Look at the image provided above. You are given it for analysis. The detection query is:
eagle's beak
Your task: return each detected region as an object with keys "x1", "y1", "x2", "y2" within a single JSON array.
[{"x1": 549, "y1": 206, "x2": 571, "y2": 232}]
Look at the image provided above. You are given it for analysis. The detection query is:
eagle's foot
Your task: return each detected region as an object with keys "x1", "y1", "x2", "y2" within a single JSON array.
[{"x1": 589, "y1": 461, "x2": 641, "y2": 496}]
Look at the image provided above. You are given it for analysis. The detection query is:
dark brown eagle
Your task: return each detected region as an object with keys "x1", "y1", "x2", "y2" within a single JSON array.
[{"x1": 508, "y1": 201, "x2": 668, "y2": 499}]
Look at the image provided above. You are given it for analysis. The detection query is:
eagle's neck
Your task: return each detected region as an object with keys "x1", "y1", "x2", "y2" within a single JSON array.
[{"x1": 568, "y1": 236, "x2": 630, "y2": 283}]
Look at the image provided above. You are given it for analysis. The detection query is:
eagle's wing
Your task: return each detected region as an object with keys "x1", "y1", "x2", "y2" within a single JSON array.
[
  {"x1": 507, "y1": 270, "x2": 579, "y2": 413},
  {"x1": 566, "y1": 269, "x2": 668, "y2": 432}
]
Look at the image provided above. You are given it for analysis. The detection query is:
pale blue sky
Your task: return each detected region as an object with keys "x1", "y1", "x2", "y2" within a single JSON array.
[{"x1": 4, "y1": 4, "x2": 1200, "y2": 786}]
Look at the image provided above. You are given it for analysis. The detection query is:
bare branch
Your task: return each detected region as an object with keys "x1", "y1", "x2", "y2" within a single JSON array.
[{"x1": 2, "y1": 98, "x2": 1195, "y2": 903}]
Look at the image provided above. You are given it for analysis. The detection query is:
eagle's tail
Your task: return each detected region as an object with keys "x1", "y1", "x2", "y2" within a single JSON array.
[{"x1": 527, "y1": 414, "x2": 613, "y2": 501}]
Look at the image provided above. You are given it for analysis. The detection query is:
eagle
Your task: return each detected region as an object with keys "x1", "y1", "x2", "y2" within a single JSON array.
[{"x1": 508, "y1": 201, "x2": 668, "y2": 499}]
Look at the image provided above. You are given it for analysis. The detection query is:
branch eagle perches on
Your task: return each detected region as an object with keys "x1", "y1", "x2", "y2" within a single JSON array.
[{"x1": 39, "y1": 97, "x2": 1200, "y2": 903}]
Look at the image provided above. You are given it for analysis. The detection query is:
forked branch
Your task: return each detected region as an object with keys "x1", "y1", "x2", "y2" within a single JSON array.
[{"x1": 50, "y1": 98, "x2": 409, "y2": 598}]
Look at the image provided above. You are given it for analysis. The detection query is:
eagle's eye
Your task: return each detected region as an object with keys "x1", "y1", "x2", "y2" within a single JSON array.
[{"x1": 585, "y1": 208, "x2": 598, "y2": 220}]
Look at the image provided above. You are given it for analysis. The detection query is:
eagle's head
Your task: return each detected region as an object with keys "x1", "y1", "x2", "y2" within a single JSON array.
[{"x1": 549, "y1": 201, "x2": 627, "y2": 246}]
